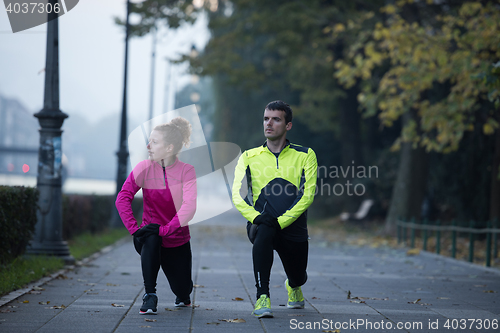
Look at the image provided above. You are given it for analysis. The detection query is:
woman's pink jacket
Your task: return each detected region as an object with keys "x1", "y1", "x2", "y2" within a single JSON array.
[{"x1": 115, "y1": 158, "x2": 197, "y2": 248}]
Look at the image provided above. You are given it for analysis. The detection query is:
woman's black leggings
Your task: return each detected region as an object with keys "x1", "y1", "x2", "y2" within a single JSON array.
[
  {"x1": 252, "y1": 224, "x2": 308, "y2": 299},
  {"x1": 133, "y1": 234, "x2": 193, "y2": 300}
]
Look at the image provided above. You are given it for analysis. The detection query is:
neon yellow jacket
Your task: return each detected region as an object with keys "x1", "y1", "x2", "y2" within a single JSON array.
[{"x1": 232, "y1": 141, "x2": 317, "y2": 241}]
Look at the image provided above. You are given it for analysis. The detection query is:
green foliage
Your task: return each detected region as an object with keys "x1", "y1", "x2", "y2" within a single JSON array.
[
  {"x1": 0, "y1": 186, "x2": 38, "y2": 265},
  {"x1": 114, "y1": 0, "x2": 199, "y2": 37},
  {"x1": 334, "y1": 1, "x2": 500, "y2": 153}
]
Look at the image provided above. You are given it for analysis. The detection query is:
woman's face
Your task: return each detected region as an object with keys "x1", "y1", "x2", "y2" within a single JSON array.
[{"x1": 147, "y1": 130, "x2": 172, "y2": 162}]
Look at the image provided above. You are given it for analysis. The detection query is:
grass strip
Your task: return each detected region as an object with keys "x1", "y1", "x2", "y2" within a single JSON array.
[
  {"x1": 0, "y1": 228, "x2": 130, "y2": 297},
  {"x1": 68, "y1": 228, "x2": 130, "y2": 261},
  {"x1": 0, "y1": 255, "x2": 64, "y2": 297}
]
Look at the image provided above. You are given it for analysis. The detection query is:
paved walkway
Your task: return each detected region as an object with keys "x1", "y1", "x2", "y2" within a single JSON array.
[{"x1": 1, "y1": 209, "x2": 499, "y2": 332}]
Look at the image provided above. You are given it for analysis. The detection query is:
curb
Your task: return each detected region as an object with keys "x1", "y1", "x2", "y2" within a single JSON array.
[{"x1": 0, "y1": 236, "x2": 131, "y2": 307}]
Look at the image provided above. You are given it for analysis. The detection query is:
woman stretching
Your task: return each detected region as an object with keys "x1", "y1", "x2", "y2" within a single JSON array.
[{"x1": 116, "y1": 117, "x2": 197, "y2": 314}]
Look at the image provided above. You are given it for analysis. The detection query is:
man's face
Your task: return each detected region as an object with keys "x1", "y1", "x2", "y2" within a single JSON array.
[{"x1": 263, "y1": 109, "x2": 291, "y2": 141}]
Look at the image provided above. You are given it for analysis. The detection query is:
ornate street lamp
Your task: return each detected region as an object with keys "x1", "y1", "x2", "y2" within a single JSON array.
[
  {"x1": 26, "y1": 0, "x2": 73, "y2": 263},
  {"x1": 110, "y1": 0, "x2": 131, "y2": 227}
]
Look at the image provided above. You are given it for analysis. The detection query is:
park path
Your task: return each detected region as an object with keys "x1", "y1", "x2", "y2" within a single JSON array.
[{"x1": 1, "y1": 209, "x2": 499, "y2": 332}]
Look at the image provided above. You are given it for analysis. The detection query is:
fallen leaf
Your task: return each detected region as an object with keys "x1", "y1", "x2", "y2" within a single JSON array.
[
  {"x1": 483, "y1": 290, "x2": 496, "y2": 293},
  {"x1": 406, "y1": 248, "x2": 420, "y2": 256},
  {"x1": 350, "y1": 300, "x2": 365, "y2": 304},
  {"x1": 111, "y1": 303, "x2": 125, "y2": 307},
  {"x1": 206, "y1": 322, "x2": 220, "y2": 325},
  {"x1": 193, "y1": 284, "x2": 204, "y2": 288},
  {"x1": 232, "y1": 297, "x2": 244, "y2": 301},
  {"x1": 408, "y1": 299, "x2": 421, "y2": 304},
  {"x1": 107, "y1": 283, "x2": 119, "y2": 287},
  {"x1": 219, "y1": 318, "x2": 246, "y2": 323},
  {"x1": 312, "y1": 297, "x2": 320, "y2": 299},
  {"x1": 145, "y1": 319, "x2": 156, "y2": 322},
  {"x1": 322, "y1": 330, "x2": 341, "y2": 333},
  {"x1": 22, "y1": 300, "x2": 29, "y2": 303},
  {"x1": 205, "y1": 308, "x2": 214, "y2": 311},
  {"x1": 50, "y1": 305, "x2": 66, "y2": 309},
  {"x1": 201, "y1": 266, "x2": 210, "y2": 270},
  {"x1": 56, "y1": 274, "x2": 69, "y2": 280},
  {"x1": 32, "y1": 286, "x2": 45, "y2": 291},
  {"x1": 192, "y1": 304, "x2": 200, "y2": 308},
  {"x1": 39, "y1": 301, "x2": 50, "y2": 305},
  {"x1": 86, "y1": 283, "x2": 97, "y2": 286}
]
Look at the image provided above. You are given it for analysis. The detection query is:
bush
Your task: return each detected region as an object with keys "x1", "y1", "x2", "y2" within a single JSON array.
[
  {"x1": 62, "y1": 194, "x2": 143, "y2": 239},
  {"x1": 62, "y1": 194, "x2": 114, "y2": 239},
  {"x1": 0, "y1": 186, "x2": 39, "y2": 265},
  {"x1": 0, "y1": 188, "x2": 143, "y2": 266}
]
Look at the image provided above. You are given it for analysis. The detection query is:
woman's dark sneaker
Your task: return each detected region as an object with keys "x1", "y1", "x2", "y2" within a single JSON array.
[
  {"x1": 174, "y1": 297, "x2": 191, "y2": 307},
  {"x1": 140, "y1": 293, "x2": 158, "y2": 315}
]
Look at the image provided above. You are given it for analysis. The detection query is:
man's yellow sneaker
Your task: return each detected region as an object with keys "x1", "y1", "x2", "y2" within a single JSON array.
[
  {"x1": 252, "y1": 294, "x2": 273, "y2": 318},
  {"x1": 285, "y1": 279, "x2": 305, "y2": 309}
]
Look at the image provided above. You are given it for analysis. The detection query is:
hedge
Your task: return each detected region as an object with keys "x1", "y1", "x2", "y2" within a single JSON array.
[
  {"x1": 1, "y1": 186, "x2": 143, "y2": 266},
  {"x1": 0, "y1": 186, "x2": 39, "y2": 265}
]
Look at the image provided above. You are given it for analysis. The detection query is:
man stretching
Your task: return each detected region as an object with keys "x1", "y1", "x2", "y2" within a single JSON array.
[{"x1": 232, "y1": 100, "x2": 318, "y2": 318}]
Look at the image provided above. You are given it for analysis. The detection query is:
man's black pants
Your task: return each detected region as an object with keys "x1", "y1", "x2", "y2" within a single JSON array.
[{"x1": 252, "y1": 223, "x2": 308, "y2": 299}]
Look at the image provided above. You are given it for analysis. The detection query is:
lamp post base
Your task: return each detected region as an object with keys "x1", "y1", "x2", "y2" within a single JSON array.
[{"x1": 26, "y1": 241, "x2": 75, "y2": 265}]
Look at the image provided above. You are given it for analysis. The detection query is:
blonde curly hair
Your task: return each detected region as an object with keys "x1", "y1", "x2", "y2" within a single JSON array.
[{"x1": 153, "y1": 117, "x2": 192, "y2": 156}]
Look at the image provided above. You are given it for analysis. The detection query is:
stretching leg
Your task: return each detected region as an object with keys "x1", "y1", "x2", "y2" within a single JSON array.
[
  {"x1": 252, "y1": 224, "x2": 277, "y2": 299},
  {"x1": 134, "y1": 234, "x2": 162, "y2": 294},
  {"x1": 160, "y1": 241, "x2": 193, "y2": 301}
]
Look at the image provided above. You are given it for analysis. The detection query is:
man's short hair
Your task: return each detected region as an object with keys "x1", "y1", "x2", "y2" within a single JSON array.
[{"x1": 265, "y1": 100, "x2": 293, "y2": 124}]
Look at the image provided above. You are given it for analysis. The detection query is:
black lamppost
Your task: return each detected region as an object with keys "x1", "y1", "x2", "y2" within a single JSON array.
[
  {"x1": 26, "y1": 0, "x2": 73, "y2": 263},
  {"x1": 111, "y1": 0, "x2": 131, "y2": 227}
]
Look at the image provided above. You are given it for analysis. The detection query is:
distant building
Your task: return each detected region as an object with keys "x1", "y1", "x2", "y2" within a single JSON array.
[{"x1": 0, "y1": 94, "x2": 38, "y2": 175}]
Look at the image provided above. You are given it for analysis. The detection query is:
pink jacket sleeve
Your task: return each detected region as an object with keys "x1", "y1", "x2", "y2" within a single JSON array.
[{"x1": 115, "y1": 171, "x2": 141, "y2": 235}]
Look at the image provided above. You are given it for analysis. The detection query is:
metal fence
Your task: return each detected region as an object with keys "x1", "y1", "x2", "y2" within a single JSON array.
[{"x1": 397, "y1": 218, "x2": 499, "y2": 267}]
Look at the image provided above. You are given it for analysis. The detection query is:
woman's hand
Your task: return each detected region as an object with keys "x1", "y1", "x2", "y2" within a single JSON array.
[{"x1": 134, "y1": 223, "x2": 160, "y2": 238}]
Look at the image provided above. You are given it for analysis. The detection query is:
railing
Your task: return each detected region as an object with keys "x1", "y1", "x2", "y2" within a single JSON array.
[{"x1": 397, "y1": 218, "x2": 499, "y2": 267}]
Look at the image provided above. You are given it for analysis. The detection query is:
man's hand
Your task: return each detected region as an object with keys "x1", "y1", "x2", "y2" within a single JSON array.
[
  {"x1": 134, "y1": 223, "x2": 160, "y2": 238},
  {"x1": 253, "y1": 213, "x2": 280, "y2": 229}
]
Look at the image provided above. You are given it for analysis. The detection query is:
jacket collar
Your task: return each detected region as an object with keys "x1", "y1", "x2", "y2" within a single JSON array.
[{"x1": 262, "y1": 139, "x2": 290, "y2": 153}]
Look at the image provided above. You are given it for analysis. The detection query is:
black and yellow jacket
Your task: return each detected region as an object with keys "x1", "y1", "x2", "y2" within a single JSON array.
[{"x1": 232, "y1": 140, "x2": 318, "y2": 242}]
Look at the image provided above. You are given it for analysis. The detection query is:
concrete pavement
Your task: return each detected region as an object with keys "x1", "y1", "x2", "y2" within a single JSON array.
[{"x1": 1, "y1": 209, "x2": 499, "y2": 332}]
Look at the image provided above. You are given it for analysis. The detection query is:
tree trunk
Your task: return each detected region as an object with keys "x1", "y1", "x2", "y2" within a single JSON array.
[
  {"x1": 490, "y1": 127, "x2": 500, "y2": 221},
  {"x1": 385, "y1": 113, "x2": 429, "y2": 234},
  {"x1": 338, "y1": 87, "x2": 365, "y2": 212}
]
